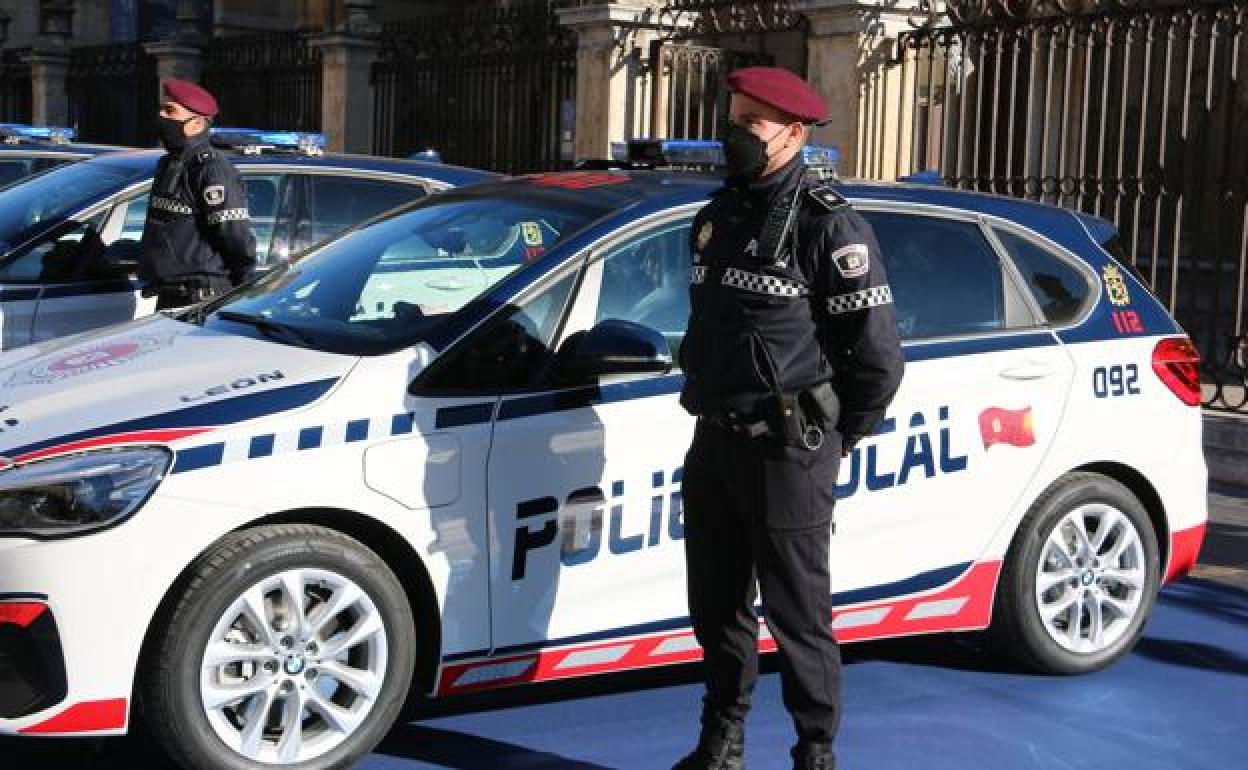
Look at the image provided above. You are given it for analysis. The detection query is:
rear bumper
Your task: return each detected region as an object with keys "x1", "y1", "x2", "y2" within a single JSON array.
[{"x1": 1164, "y1": 523, "x2": 1207, "y2": 583}]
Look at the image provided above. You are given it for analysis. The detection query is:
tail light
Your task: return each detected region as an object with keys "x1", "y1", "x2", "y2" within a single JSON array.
[{"x1": 1152, "y1": 337, "x2": 1202, "y2": 406}]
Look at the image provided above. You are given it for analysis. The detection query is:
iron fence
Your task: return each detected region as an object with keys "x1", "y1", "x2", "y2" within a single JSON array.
[
  {"x1": 0, "y1": 49, "x2": 31, "y2": 124},
  {"x1": 201, "y1": 32, "x2": 322, "y2": 133},
  {"x1": 67, "y1": 44, "x2": 158, "y2": 146},
  {"x1": 889, "y1": 0, "x2": 1248, "y2": 412},
  {"x1": 371, "y1": 1, "x2": 575, "y2": 174}
]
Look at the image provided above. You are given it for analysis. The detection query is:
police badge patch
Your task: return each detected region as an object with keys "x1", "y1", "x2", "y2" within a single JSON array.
[
  {"x1": 697, "y1": 222, "x2": 713, "y2": 250},
  {"x1": 1102, "y1": 264, "x2": 1131, "y2": 306},
  {"x1": 203, "y1": 185, "x2": 226, "y2": 206},
  {"x1": 831, "y1": 243, "x2": 870, "y2": 279}
]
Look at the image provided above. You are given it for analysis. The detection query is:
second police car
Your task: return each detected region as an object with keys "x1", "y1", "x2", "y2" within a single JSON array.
[
  {"x1": 0, "y1": 128, "x2": 497, "y2": 350},
  {"x1": 0, "y1": 141, "x2": 1206, "y2": 770}
]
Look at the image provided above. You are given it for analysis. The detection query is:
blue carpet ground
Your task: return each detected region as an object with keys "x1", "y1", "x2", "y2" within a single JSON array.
[{"x1": 4, "y1": 578, "x2": 1245, "y2": 769}]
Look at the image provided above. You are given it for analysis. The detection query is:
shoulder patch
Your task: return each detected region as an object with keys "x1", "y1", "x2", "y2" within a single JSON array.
[
  {"x1": 203, "y1": 184, "x2": 226, "y2": 205},
  {"x1": 830, "y1": 243, "x2": 870, "y2": 279},
  {"x1": 807, "y1": 185, "x2": 848, "y2": 212}
]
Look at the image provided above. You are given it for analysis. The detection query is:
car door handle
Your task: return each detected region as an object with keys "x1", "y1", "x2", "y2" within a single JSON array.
[{"x1": 999, "y1": 362, "x2": 1055, "y2": 381}]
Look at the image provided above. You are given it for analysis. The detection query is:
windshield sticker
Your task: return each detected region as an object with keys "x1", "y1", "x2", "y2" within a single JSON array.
[
  {"x1": 529, "y1": 172, "x2": 628, "y2": 190},
  {"x1": 521, "y1": 222, "x2": 544, "y2": 246},
  {"x1": 1102, "y1": 264, "x2": 1131, "y2": 306},
  {"x1": 7, "y1": 334, "x2": 176, "y2": 387}
]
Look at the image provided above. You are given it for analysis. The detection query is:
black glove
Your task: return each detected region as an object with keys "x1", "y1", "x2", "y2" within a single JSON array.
[{"x1": 842, "y1": 434, "x2": 865, "y2": 457}]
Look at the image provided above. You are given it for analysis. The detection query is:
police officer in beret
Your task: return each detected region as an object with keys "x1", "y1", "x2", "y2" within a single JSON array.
[
  {"x1": 673, "y1": 67, "x2": 904, "y2": 770},
  {"x1": 138, "y1": 79, "x2": 256, "y2": 310}
]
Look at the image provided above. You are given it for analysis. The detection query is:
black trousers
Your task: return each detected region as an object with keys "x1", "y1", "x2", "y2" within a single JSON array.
[{"x1": 682, "y1": 420, "x2": 842, "y2": 745}]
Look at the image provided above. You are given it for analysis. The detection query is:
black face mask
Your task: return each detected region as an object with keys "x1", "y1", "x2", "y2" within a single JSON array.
[
  {"x1": 157, "y1": 115, "x2": 193, "y2": 151},
  {"x1": 721, "y1": 121, "x2": 786, "y2": 182}
]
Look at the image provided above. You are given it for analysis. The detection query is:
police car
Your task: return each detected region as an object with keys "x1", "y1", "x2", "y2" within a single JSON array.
[
  {"x1": 0, "y1": 128, "x2": 497, "y2": 350},
  {"x1": 0, "y1": 123, "x2": 125, "y2": 187},
  {"x1": 0, "y1": 141, "x2": 1206, "y2": 770}
]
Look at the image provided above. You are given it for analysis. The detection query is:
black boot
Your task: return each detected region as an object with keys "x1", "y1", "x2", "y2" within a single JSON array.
[
  {"x1": 671, "y1": 711, "x2": 745, "y2": 770},
  {"x1": 790, "y1": 741, "x2": 834, "y2": 770}
]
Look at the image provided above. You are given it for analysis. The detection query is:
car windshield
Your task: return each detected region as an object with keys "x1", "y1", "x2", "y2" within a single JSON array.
[
  {"x1": 203, "y1": 190, "x2": 610, "y2": 355},
  {"x1": 0, "y1": 158, "x2": 148, "y2": 253}
]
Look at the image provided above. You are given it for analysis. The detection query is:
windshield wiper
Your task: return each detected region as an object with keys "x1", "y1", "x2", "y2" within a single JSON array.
[{"x1": 215, "y1": 310, "x2": 313, "y2": 348}]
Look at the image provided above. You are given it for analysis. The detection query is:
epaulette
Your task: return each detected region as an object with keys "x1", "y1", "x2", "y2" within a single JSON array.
[{"x1": 806, "y1": 184, "x2": 849, "y2": 212}]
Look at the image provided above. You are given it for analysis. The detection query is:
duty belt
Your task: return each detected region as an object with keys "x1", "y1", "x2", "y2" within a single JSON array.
[{"x1": 700, "y1": 408, "x2": 826, "y2": 450}]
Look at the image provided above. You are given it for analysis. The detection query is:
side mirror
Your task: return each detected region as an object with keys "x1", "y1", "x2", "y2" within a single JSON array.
[
  {"x1": 559, "y1": 319, "x2": 673, "y2": 380},
  {"x1": 97, "y1": 238, "x2": 142, "y2": 276}
]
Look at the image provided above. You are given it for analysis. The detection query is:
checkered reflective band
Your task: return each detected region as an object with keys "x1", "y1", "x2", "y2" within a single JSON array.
[
  {"x1": 692, "y1": 265, "x2": 708, "y2": 284},
  {"x1": 205, "y1": 208, "x2": 250, "y2": 225},
  {"x1": 150, "y1": 196, "x2": 193, "y2": 215},
  {"x1": 721, "y1": 267, "x2": 810, "y2": 297},
  {"x1": 826, "y1": 285, "x2": 893, "y2": 315}
]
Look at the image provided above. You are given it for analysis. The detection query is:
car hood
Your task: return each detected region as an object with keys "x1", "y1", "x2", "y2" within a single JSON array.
[{"x1": 0, "y1": 316, "x2": 356, "y2": 463}]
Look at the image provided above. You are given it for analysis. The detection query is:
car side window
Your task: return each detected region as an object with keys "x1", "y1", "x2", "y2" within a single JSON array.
[
  {"x1": 291, "y1": 176, "x2": 427, "y2": 256},
  {"x1": 417, "y1": 270, "x2": 579, "y2": 393},
  {"x1": 862, "y1": 211, "x2": 1007, "y2": 340},
  {"x1": 992, "y1": 227, "x2": 1090, "y2": 325},
  {"x1": 590, "y1": 220, "x2": 692, "y2": 360},
  {"x1": 0, "y1": 214, "x2": 109, "y2": 283}
]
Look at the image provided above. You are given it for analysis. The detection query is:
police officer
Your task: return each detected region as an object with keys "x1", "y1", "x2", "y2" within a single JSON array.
[
  {"x1": 138, "y1": 79, "x2": 256, "y2": 310},
  {"x1": 674, "y1": 67, "x2": 904, "y2": 770}
]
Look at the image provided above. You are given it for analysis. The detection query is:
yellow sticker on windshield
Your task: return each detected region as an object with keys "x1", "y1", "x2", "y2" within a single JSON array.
[{"x1": 521, "y1": 222, "x2": 544, "y2": 247}]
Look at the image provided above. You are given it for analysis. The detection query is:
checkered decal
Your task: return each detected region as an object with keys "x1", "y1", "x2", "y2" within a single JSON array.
[
  {"x1": 721, "y1": 267, "x2": 810, "y2": 297},
  {"x1": 172, "y1": 411, "x2": 420, "y2": 474},
  {"x1": 691, "y1": 265, "x2": 708, "y2": 284},
  {"x1": 150, "y1": 196, "x2": 192, "y2": 215},
  {"x1": 206, "y1": 208, "x2": 250, "y2": 225},
  {"x1": 826, "y1": 286, "x2": 893, "y2": 315}
]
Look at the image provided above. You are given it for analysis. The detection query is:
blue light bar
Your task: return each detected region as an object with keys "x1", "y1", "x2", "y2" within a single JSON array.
[
  {"x1": 0, "y1": 123, "x2": 76, "y2": 143},
  {"x1": 210, "y1": 128, "x2": 327, "y2": 155},
  {"x1": 408, "y1": 148, "x2": 443, "y2": 164},
  {"x1": 628, "y1": 139, "x2": 724, "y2": 167},
  {"x1": 802, "y1": 144, "x2": 839, "y2": 171},
  {"x1": 900, "y1": 169, "x2": 945, "y2": 186}
]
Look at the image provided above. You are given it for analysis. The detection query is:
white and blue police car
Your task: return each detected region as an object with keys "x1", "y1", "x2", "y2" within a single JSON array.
[
  {"x1": 0, "y1": 128, "x2": 497, "y2": 351},
  {"x1": 0, "y1": 141, "x2": 1206, "y2": 770}
]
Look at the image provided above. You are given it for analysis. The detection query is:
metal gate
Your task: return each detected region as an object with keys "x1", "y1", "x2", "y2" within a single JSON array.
[
  {"x1": 201, "y1": 32, "x2": 322, "y2": 132},
  {"x1": 647, "y1": 1, "x2": 804, "y2": 140},
  {"x1": 889, "y1": 0, "x2": 1248, "y2": 412},
  {"x1": 371, "y1": 1, "x2": 575, "y2": 174},
  {"x1": 67, "y1": 44, "x2": 159, "y2": 146},
  {"x1": 0, "y1": 49, "x2": 31, "y2": 124}
]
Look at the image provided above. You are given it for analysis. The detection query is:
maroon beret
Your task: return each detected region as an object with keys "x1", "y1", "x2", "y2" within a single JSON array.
[
  {"x1": 162, "y1": 79, "x2": 219, "y2": 118},
  {"x1": 726, "y1": 66, "x2": 828, "y2": 124}
]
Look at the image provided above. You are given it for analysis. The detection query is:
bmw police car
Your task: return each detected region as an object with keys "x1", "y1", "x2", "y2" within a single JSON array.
[
  {"x1": 0, "y1": 123, "x2": 125, "y2": 187},
  {"x1": 0, "y1": 128, "x2": 496, "y2": 351},
  {"x1": 0, "y1": 140, "x2": 1206, "y2": 769}
]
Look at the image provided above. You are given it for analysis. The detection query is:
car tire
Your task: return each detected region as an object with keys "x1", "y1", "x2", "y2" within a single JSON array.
[
  {"x1": 991, "y1": 472, "x2": 1160, "y2": 674},
  {"x1": 141, "y1": 523, "x2": 416, "y2": 770}
]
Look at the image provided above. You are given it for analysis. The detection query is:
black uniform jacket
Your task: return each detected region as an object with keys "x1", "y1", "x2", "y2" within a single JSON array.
[
  {"x1": 138, "y1": 131, "x2": 257, "y2": 289},
  {"x1": 680, "y1": 155, "x2": 904, "y2": 439}
]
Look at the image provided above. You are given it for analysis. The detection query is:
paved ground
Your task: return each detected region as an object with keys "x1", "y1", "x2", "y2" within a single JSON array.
[{"x1": 1193, "y1": 481, "x2": 1248, "y2": 591}]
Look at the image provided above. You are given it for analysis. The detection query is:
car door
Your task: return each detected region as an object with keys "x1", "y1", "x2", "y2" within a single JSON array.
[
  {"x1": 484, "y1": 208, "x2": 698, "y2": 654},
  {"x1": 5, "y1": 211, "x2": 157, "y2": 348},
  {"x1": 826, "y1": 204, "x2": 1076, "y2": 630}
]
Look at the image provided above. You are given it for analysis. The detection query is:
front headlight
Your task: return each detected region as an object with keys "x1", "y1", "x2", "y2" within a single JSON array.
[{"x1": 0, "y1": 447, "x2": 172, "y2": 537}]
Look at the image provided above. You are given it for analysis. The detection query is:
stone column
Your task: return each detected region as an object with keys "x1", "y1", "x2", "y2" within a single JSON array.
[
  {"x1": 25, "y1": 48, "x2": 70, "y2": 126},
  {"x1": 796, "y1": 0, "x2": 938, "y2": 180},
  {"x1": 311, "y1": 1, "x2": 380, "y2": 154},
  {"x1": 556, "y1": 1, "x2": 662, "y2": 164},
  {"x1": 142, "y1": 42, "x2": 204, "y2": 84}
]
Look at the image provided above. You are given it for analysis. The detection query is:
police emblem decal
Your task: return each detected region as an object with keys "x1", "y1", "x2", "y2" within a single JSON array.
[
  {"x1": 831, "y1": 243, "x2": 870, "y2": 279},
  {"x1": 697, "y1": 222, "x2": 713, "y2": 250},
  {"x1": 1102, "y1": 264, "x2": 1131, "y2": 306},
  {"x1": 203, "y1": 185, "x2": 226, "y2": 206}
]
